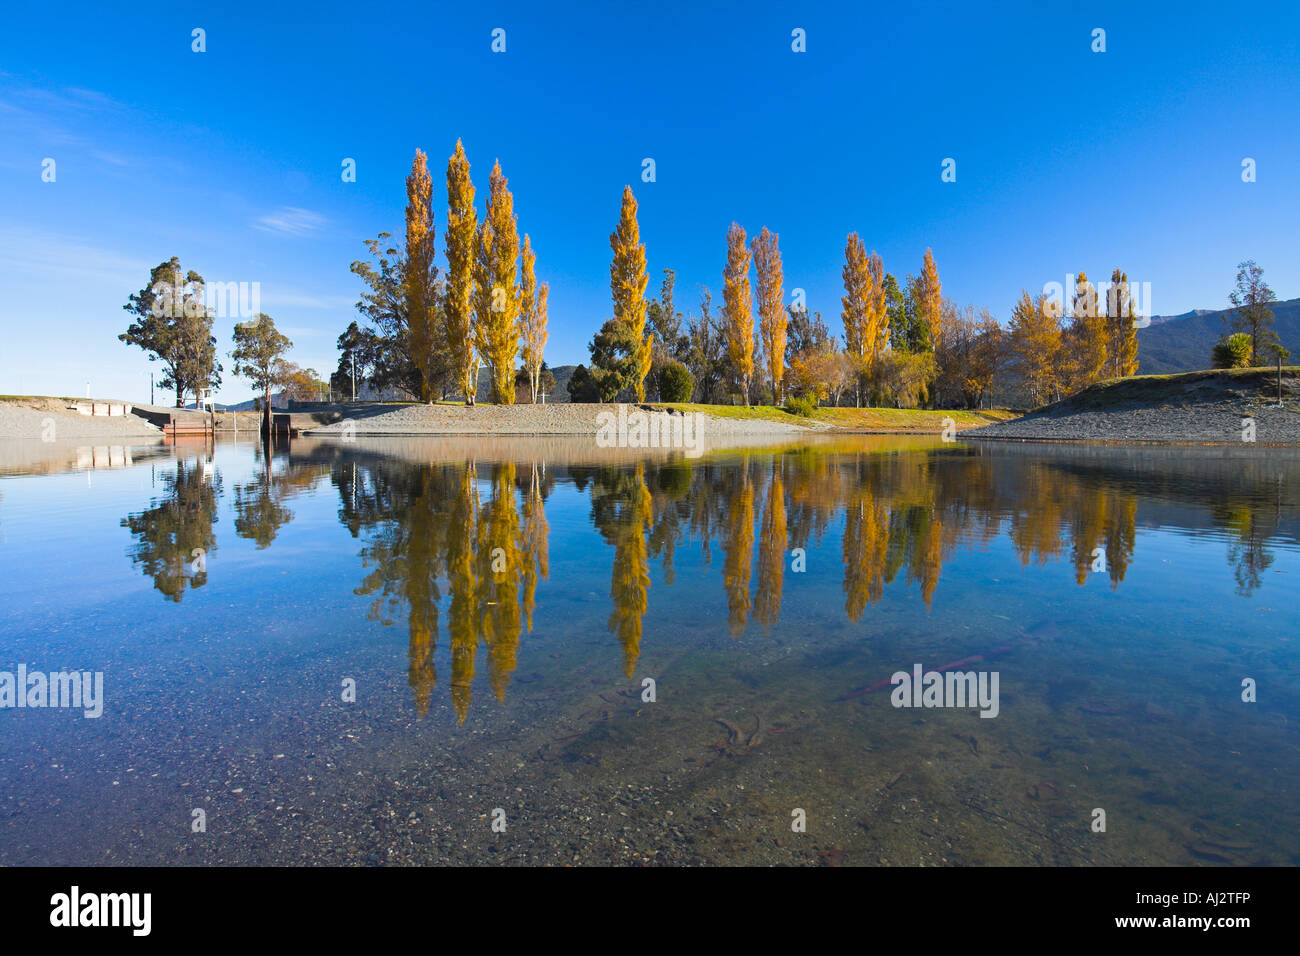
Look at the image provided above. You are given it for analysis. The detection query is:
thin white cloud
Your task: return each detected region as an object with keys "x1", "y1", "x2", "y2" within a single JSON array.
[
  {"x1": 0, "y1": 226, "x2": 150, "y2": 288},
  {"x1": 253, "y1": 207, "x2": 328, "y2": 237},
  {"x1": 90, "y1": 149, "x2": 131, "y2": 167}
]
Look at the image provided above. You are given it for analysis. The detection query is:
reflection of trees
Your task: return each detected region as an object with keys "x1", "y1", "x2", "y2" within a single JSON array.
[
  {"x1": 754, "y1": 464, "x2": 787, "y2": 627},
  {"x1": 343, "y1": 459, "x2": 550, "y2": 722},
  {"x1": 1213, "y1": 502, "x2": 1279, "y2": 596},
  {"x1": 319, "y1": 441, "x2": 1290, "y2": 714},
  {"x1": 233, "y1": 459, "x2": 326, "y2": 549},
  {"x1": 121, "y1": 457, "x2": 220, "y2": 602},
  {"x1": 721, "y1": 462, "x2": 755, "y2": 636},
  {"x1": 1067, "y1": 484, "x2": 1137, "y2": 588},
  {"x1": 478, "y1": 463, "x2": 524, "y2": 704},
  {"x1": 592, "y1": 465, "x2": 653, "y2": 675}
]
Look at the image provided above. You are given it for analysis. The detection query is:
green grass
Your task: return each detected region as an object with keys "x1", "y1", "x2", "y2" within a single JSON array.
[
  {"x1": 1057, "y1": 367, "x2": 1300, "y2": 411},
  {"x1": 652, "y1": 402, "x2": 1018, "y2": 431}
]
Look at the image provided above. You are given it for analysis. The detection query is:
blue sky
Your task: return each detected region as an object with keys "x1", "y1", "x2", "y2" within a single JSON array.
[{"x1": 2, "y1": 0, "x2": 1298, "y2": 403}]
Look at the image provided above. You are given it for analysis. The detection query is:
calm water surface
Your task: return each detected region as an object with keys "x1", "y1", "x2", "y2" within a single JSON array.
[{"x1": 0, "y1": 435, "x2": 1296, "y2": 865}]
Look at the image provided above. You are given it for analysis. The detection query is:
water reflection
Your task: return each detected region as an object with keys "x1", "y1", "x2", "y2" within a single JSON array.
[
  {"x1": 120, "y1": 455, "x2": 221, "y2": 602},
  {"x1": 115, "y1": 439, "x2": 1300, "y2": 719}
]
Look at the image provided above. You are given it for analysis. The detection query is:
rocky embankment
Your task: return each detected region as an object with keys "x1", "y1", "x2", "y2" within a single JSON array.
[{"x1": 962, "y1": 369, "x2": 1300, "y2": 445}]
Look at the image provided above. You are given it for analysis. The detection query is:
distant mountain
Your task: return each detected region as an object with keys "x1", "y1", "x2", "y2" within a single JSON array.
[{"x1": 1138, "y1": 297, "x2": 1300, "y2": 373}]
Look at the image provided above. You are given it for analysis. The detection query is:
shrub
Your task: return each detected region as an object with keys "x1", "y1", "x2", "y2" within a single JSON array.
[
  {"x1": 784, "y1": 393, "x2": 816, "y2": 417},
  {"x1": 658, "y1": 361, "x2": 694, "y2": 403},
  {"x1": 1211, "y1": 333, "x2": 1252, "y2": 369}
]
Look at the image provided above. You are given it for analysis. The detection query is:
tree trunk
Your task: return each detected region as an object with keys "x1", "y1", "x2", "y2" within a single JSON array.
[{"x1": 263, "y1": 386, "x2": 272, "y2": 437}]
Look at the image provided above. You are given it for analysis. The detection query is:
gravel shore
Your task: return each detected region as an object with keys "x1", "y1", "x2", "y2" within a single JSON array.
[
  {"x1": 962, "y1": 370, "x2": 1300, "y2": 445},
  {"x1": 963, "y1": 398, "x2": 1300, "y2": 444},
  {"x1": 0, "y1": 400, "x2": 161, "y2": 439},
  {"x1": 304, "y1": 402, "x2": 823, "y2": 437}
]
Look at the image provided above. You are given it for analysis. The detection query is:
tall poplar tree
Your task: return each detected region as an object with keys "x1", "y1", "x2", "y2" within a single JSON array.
[
  {"x1": 444, "y1": 140, "x2": 478, "y2": 405},
  {"x1": 1067, "y1": 270, "x2": 1108, "y2": 389},
  {"x1": 404, "y1": 150, "x2": 440, "y2": 401},
  {"x1": 751, "y1": 227, "x2": 787, "y2": 403},
  {"x1": 840, "y1": 234, "x2": 885, "y2": 406},
  {"x1": 609, "y1": 186, "x2": 652, "y2": 401},
  {"x1": 918, "y1": 248, "x2": 943, "y2": 350},
  {"x1": 722, "y1": 222, "x2": 755, "y2": 403},
  {"x1": 1106, "y1": 268, "x2": 1139, "y2": 377},
  {"x1": 476, "y1": 160, "x2": 522, "y2": 403},
  {"x1": 519, "y1": 234, "x2": 549, "y2": 402}
]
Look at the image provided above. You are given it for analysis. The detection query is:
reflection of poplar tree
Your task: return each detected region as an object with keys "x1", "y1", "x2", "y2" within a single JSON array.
[
  {"x1": 354, "y1": 465, "x2": 453, "y2": 718},
  {"x1": 1103, "y1": 493, "x2": 1137, "y2": 588},
  {"x1": 721, "y1": 464, "x2": 755, "y2": 636},
  {"x1": 121, "y1": 458, "x2": 220, "y2": 602},
  {"x1": 1008, "y1": 463, "x2": 1065, "y2": 565},
  {"x1": 477, "y1": 464, "x2": 523, "y2": 702},
  {"x1": 913, "y1": 515, "x2": 943, "y2": 607},
  {"x1": 754, "y1": 466, "x2": 787, "y2": 627},
  {"x1": 595, "y1": 465, "x2": 653, "y2": 676},
  {"x1": 842, "y1": 493, "x2": 889, "y2": 621},
  {"x1": 519, "y1": 462, "x2": 550, "y2": 632},
  {"x1": 446, "y1": 464, "x2": 480, "y2": 724}
]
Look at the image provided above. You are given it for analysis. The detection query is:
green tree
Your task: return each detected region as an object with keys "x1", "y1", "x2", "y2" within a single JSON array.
[
  {"x1": 330, "y1": 320, "x2": 382, "y2": 400},
  {"x1": 120, "y1": 257, "x2": 221, "y2": 407},
  {"x1": 686, "y1": 287, "x2": 724, "y2": 403},
  {"x1": 231, "y1": 314, "x2": 293, "y2": 434},
  {"x1": 1227, "y1": 259, "x2": 1278, "y2": 364},
  {"x1": 350, "y1": 234, "x2": 423, "y2": 398}
]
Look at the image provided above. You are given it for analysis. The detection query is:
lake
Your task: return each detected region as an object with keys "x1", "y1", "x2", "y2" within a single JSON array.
[{"x1": 0, "y1": 435, "x2": 1295, "y2": 866}]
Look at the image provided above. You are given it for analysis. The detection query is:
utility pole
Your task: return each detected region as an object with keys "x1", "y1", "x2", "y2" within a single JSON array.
[{"x1": 351, "y1": 354, "x2": 357, "y2": 402}]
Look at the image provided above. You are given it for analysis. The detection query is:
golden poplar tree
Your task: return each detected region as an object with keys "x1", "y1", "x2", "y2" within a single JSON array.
[
  {"x1": 1010, "y1": 290, "x2": 1063, "y2": 406},
  {"x1": 841, "y1": 234, "x2": 886, "y2": 405},
  {"x1": 443, "y1": 140, "x2": 478, "y2": 405},
  {"x1": 404, "y1": 150, "x2": 439, "y2": 401},
  {"x1": 476, "y1": 160, "x2": 521, "y2": 404},
  {"x1": 751, "y1": 227, "x2": 787, "y2": 403},
  {"x1": 519, "y1": 235, "x2": 549, "y2": 401},
  {"x1": 609, "y1": 186, "x2": 652, "y2": 400},
  {"x1": 722, "y1": 222, "x2": 755, "y2": 403},
  {"x1": 1067, "y1": 270, "x2": 1108, "y2": 390},
  {"x1": 1106, "y1": 268, "x2": 1139, "y2": 377},
  {"x1": 918, "y1": 248, "x2": 943, "y2": 349}
]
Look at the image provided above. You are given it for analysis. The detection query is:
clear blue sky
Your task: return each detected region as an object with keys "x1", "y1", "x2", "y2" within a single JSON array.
[{"x1": 2, "y1": 0, "x2": 1298, "y2": 403}]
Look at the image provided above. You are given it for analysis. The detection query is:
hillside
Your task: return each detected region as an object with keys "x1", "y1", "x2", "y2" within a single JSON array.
[
  {"x1": 963, "y1": 369, "x2": 1300, "y2": 444},
  {"x1": 1138, "y1": 297, "x2": 1300, "y2": 374}
]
